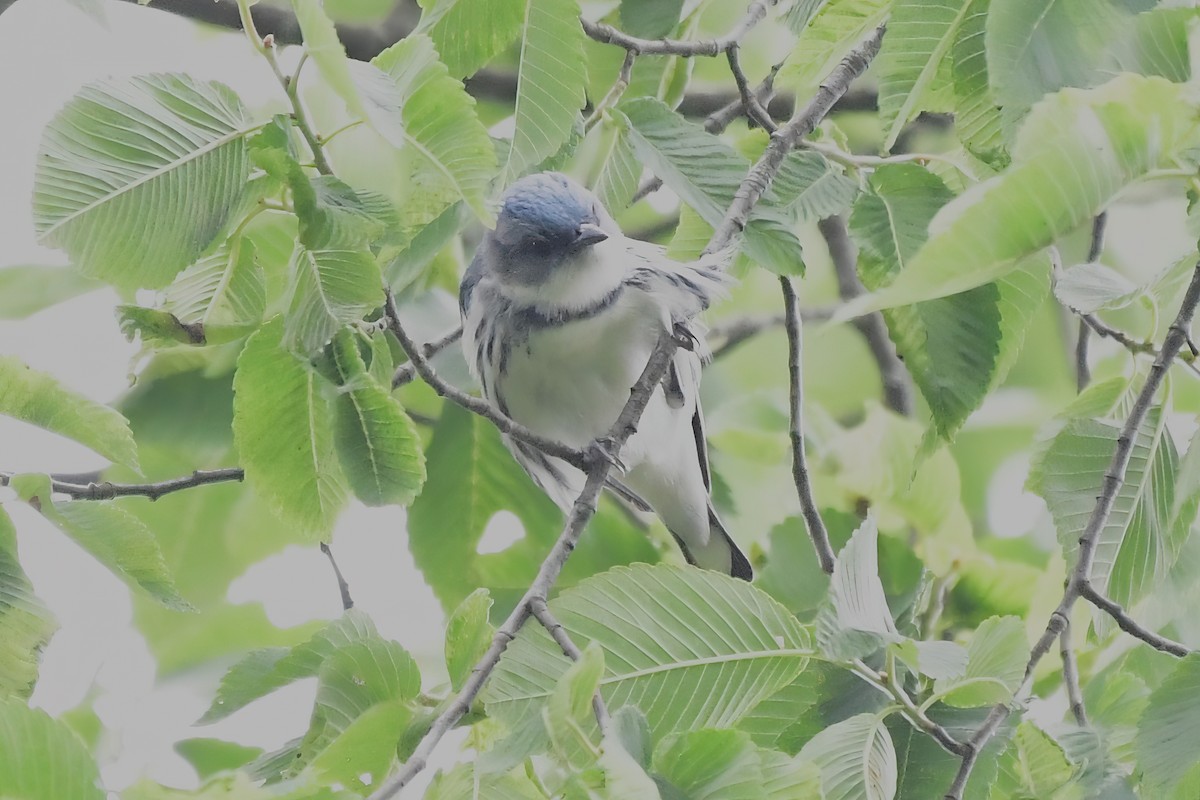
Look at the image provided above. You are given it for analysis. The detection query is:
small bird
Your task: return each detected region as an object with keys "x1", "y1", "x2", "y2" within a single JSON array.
[{"x1": 459, "y1": 172, "x2": 752, "y2": 580}]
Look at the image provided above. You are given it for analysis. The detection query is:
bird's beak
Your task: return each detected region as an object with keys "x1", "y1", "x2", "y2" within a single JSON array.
[{"x1": 574, "y1": 223, "x2": 609, "y2": 248}]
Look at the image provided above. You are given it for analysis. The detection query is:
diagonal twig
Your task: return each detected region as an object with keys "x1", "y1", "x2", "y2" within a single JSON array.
[
  {"x1": 1075, "y1": 213, "x2": 1109, "y2": 390},
  {"x1": 1058, "y1": 619, "x2": 1087, "y2": 726},
  {"x1": 391, "y1": 327, "x2": 463, "y2": 388},
  {"x1": 818, "y1": 215, "x2": 912, "y2": 415},
  {"x1": 529, "y1": 596, "x2": 611, "y2": 730},
  {"x1": 319, "y1": 542, "x2": 355, "y2": 611},
  {"x1": 580, "y1": 0, "x2": 777, "y2": 57},
  {"x1": 944, "y1": 259, "x2": 1200, "y2": 800}
]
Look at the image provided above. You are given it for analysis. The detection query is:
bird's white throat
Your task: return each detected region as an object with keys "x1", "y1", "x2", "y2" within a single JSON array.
[{"x1": 499, "y1": 238, "x2": 628, "y2": 316}]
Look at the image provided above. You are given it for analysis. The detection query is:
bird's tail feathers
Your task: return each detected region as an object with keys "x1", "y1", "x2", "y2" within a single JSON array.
[{"x1": 671, "y1": 507, "x2": 752, "y2": 581}]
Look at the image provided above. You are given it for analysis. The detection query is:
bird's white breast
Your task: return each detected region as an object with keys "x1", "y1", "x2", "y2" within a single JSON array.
[{"x1": 497, "y1": 289, "x2": 666, "y2": 449}]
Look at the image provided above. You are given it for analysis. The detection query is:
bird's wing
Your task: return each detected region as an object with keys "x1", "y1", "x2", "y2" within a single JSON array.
[{"x1": 458, "y1": 250, "x2": 486, "y2": 315}]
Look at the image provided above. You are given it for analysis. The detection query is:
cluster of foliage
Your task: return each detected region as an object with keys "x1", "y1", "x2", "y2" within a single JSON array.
[{"x1": 6, "y1": 0, "x2": 1200, "y2": 798}]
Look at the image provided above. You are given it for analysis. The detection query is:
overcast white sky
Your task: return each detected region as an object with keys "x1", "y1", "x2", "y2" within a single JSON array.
[{"x1": 0, "y1": 1, "x2": 453, "y2": 792}]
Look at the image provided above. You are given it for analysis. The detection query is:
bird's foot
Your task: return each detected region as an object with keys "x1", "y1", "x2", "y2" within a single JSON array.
[
  {"x1": 672, "y1": 321, "x2": 698, "y2": 351},
  {"x1": 584, "y1": 436, "x2": 626, "y2": 474}
]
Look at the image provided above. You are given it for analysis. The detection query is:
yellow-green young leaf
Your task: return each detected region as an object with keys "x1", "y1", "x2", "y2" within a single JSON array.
[
  {"x1": 544, "y1": 643, "x2": 605, "y2": 768},
  {"x1": 280, "y1": 638, "x2": 421, "y2": 786},
  {"x1": 292, "y1": 0, "x2": 367, "y2": 117},
  {"x1": 0, "y1": 696, "x2": 104, "y2": 800},
  {"x1": 991, "y1": 722, "x2": 1079, "y2": 799},
  {"x1": 329, "y1": 330, "x2": 426, "y2": 506},
  {"x1": 173, "y1": 738, "x2": 263, "y2": 780},
  {"x1": 600, "y1": 732, "x2": 660, "y2": 800},
  {"x1": 282, "y1": 246, "x2": 382, "y2": 355},
  {"x1": 361, "y1": 34, "x2": 498, "y2": 223},
  {"x1": 0, "y1": 357, "x2": 139, "y2": 469},
  {"x1": 0, "y1": 265, "x2": 102, "y2": 320},
  {"x1": 444, "y1": 588, "x2": 493, "y2": 692},
  {"x1": 1136, "y1": 653, "x2": 1200, "y2": 797},
  {"x1": 799, "y1": 712, "x2": 897, "y2": 800},
  {"x1": 9, "y1": 474, "x2": 190, "y2": 611},
  {"x1": 588, "y1": 116, "x2": 642, "y2": 216},
  {"x1": 406, "y1": 403, "x2": 563, "y2": 611},
  {"x1": 503, "y1": 0, "x2": 588, "y2": 184},
  {"x1": 233, "y1": 319, "x2": 348, "y2": 535},
  {"x1": 985, "y1": 0, "x2": 1128, "y2": 109},
  {"x1": 762, "y1": 750, "x2": 822, "y2": 800},
  {"x1": 200, "y1": 610, "x2": 378, "y2": 723},
  {"x1": 486, "y1": 565, "x2": 812, "y2": 743},
  {"x1": 0, "y1": 506, "x2": 57, "y2": 699},
  {"x1": 777, "y1": 0, "x2": 891, "y2": 95},
  {"x1": 117, "y1": 306, "x2": 206, "y2": 348},
  {"x1": 163, "y1": 239, "x2": 266, "y2": 344},
  {"x1": 877, "y1": 0, "x2": 973, "y2": 151},
  {"x1": 654, "y1": 729, "x2": 764, "y2": 800},
  {"x1": 416, "y1": 0, "x2": 524, "y2": 77},
  {"x1": 835, "y1": 74, "x2": 1200, "y2": 318},
  {"x1": 33, "y1": 74, "x2": 256, "y2": 289},
  {"x1": 934, "y1": 616, "x2": 1027, "y2": 707},
  {"x1": 425, "y1": 764, "x2": 544, "y2": 800}
]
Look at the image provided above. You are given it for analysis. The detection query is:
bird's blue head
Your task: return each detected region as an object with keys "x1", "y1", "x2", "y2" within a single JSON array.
[{"x1": 486, "y1": 172, "x2": 611, "y2": 286}]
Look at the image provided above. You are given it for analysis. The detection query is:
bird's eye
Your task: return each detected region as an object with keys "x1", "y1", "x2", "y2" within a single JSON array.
[{"x1": 528, "y1": 238, "x2": 552, "y2": 257}]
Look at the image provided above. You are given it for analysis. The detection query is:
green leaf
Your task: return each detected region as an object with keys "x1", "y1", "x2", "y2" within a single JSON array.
[
  {"x1": 406, "y1": 403, "x2": 563, "y2": 611},
  {"x1": 200, "y1": 610, "x2": 378, "y2": 723},
  {"x1": 620, "y1": 0, "x2": 684, "y2": 38},
  {"x1": 1029, "y1": 404, "x2": 1187, "y2": 617},
  {"x1": 619, "y1": 98, "x2": 805, "y2": 274},
  {"x1": 1136, "y1": 653, "x2": 1200, "y2": 797},
  {"x1": 985, "y1": 0, "x2": 1127, "y2": 109},
  {"x1": 174, "y1": 739, "x2": 263, "y2": 780},
  {"x1": 600, "y1": 729, "x2": 661, "y2": 799},
  {"x1": 777, "y1": 0, "x2": 891, "y2": 94},
  {"x1": 0, "y1": 696, "x2": 104, "y2": 800},
  {"x1": 544, "y1": 643, "x2": 605, "y2": 767},
  {"x1": 233, "y1": 318, "x2": 348, "y2": 536},
  {"x1": 0, "y1": 356, "x2": 138, "y2": 469},
  {"x1": 445, "y1": 588, "x2": 493, "y2": 692},
  {"x1": 893, "y1": 639, "x2": 968, "y2": 681},
  {"x1": 0, "y1": 265, "x2": 103, "y2": 320},
  {"x1": 589, "y1": 117, "x2": 643, "y2": 216},
  {"x1": 362, "y1": 34, "x2": 499, "y2": 223},
  {"x1": 424, "y1": 764, "x2": 544, "y2": 800},
  {"x1": 295, "y1": 175, "x2": 400, "y2": 251},
  {"x1": 762, "y1": 750, "x2": 822, "y2": 799},
  {"x1": 934, "y1": 615, "x2": 1027, "y2": 707},
  {"x1": 416, "y1": 0, "x2": 524, "y2": 77},
  {"x1": 951, "y1": 0, "x2": 1008, "y2": 164},
  {"x1": 117, "y1": 306, "x2": 206, "y2": 348},
  {"x1": 292, "y1": 0, "x2": 366, "y2": 117},
  {"x1": 835, "y1": 75, "x2": 1200, "y2": 317},
  {"x1": 877, "y1": 0, "x2": 973, "y2": 150},
  {"x1": 486, "y1": 565, "x2": 812, "y2": 742},
  {"x1": 889, "y1": 707, "x2": 1013, "y2": 800},
  {"x1": 798, "y1": 712, "x2": 897, "y2": 800},
  {"x1": 163, "y1": 239, "x2": 266, "y2": 344},
  {"x1": 654, "y1": 729, "x2": 764, "y2": 800},
  {"x1": 1054, "y1": 261, "x2": 1141, "y2": 314},
  {"x1": 1117, "y1": 8, "x2": 1200, "y2": 82},
  {"x1": 991, "y1": 722, "x2": 1080, "y2": 799},
  {"x1": 291, "y1": 638, "x2": 421, "y2": 787},
  {"x1": 11, "y1": 474, "x2": 190, "y2": 611},
  {"x1": 33, "y1": 74, "x2": 256, "y2": 289},
  {"x1": 770, "y1": 150, "x2": 859, "y2": 223},
  {"x1": 329, "y1": 330, "x2": 426, "y2": 506},
  {"x1": 503, "y1": 0, "x2": 588, "y2": 183},
  {"x1": 282, "y1": 247, "x2": 382, "y2": 355},
  {"x1": 0, "y1": 506, "x2": 57, "y2": 699}
]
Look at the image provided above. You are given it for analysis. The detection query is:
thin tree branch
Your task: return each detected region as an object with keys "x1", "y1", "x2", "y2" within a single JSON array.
[
  {"x1": 1079, "y1": 585, "x2": 1189, "y2": 658},
  {"x1": 584, "y1": 50, "x2": 636, "y2": 132},
  {"x1": 945, "y1": 259, "x2": 1200, "y2": 800},
  {"x1": 0, "y1": 468, "x2": 245, "y2": 501},
  {"x1": 852, "y1": 658, "x2": 967, "y2": 756},
  {"x1": 703, "y1": 25, "x2": 886, "y2": 255},
  {"x1": 781, "y1": 277, "x2": 836, "y2": 575},
  {"x1": 367, "y1": 332, "x2": 679, "y2": 800},
  {"x1": 383, "y1": 296, "x2": 588, "y2": 471},
  {"x1": 707, "y1": 313, "x2": 786, "y2": 359},
  {"x1": 1075, "y1": 213, "x2": 1109, "y2": 391},
  {"x1": 819, "y1": 215, "x2": 912, "y2": 415},
  {"x1": 1058, "y1": 619, "x2": 1087, "y2": 726},
  {"x1": 726, "y1": 45, "x2": 776, "y2": 132},
  {"x1": 319, "y1": 542, "x2": 355, "y2": 611},
  {"x1": 529, "y1": 596, "x2": 611, "y2": 730},
  {"x1": 580, "y1": 0, "x2": 776, "y2": 57},
  {"x1": 391, "y1": 327, "x2": 464, "y2": 389}
]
